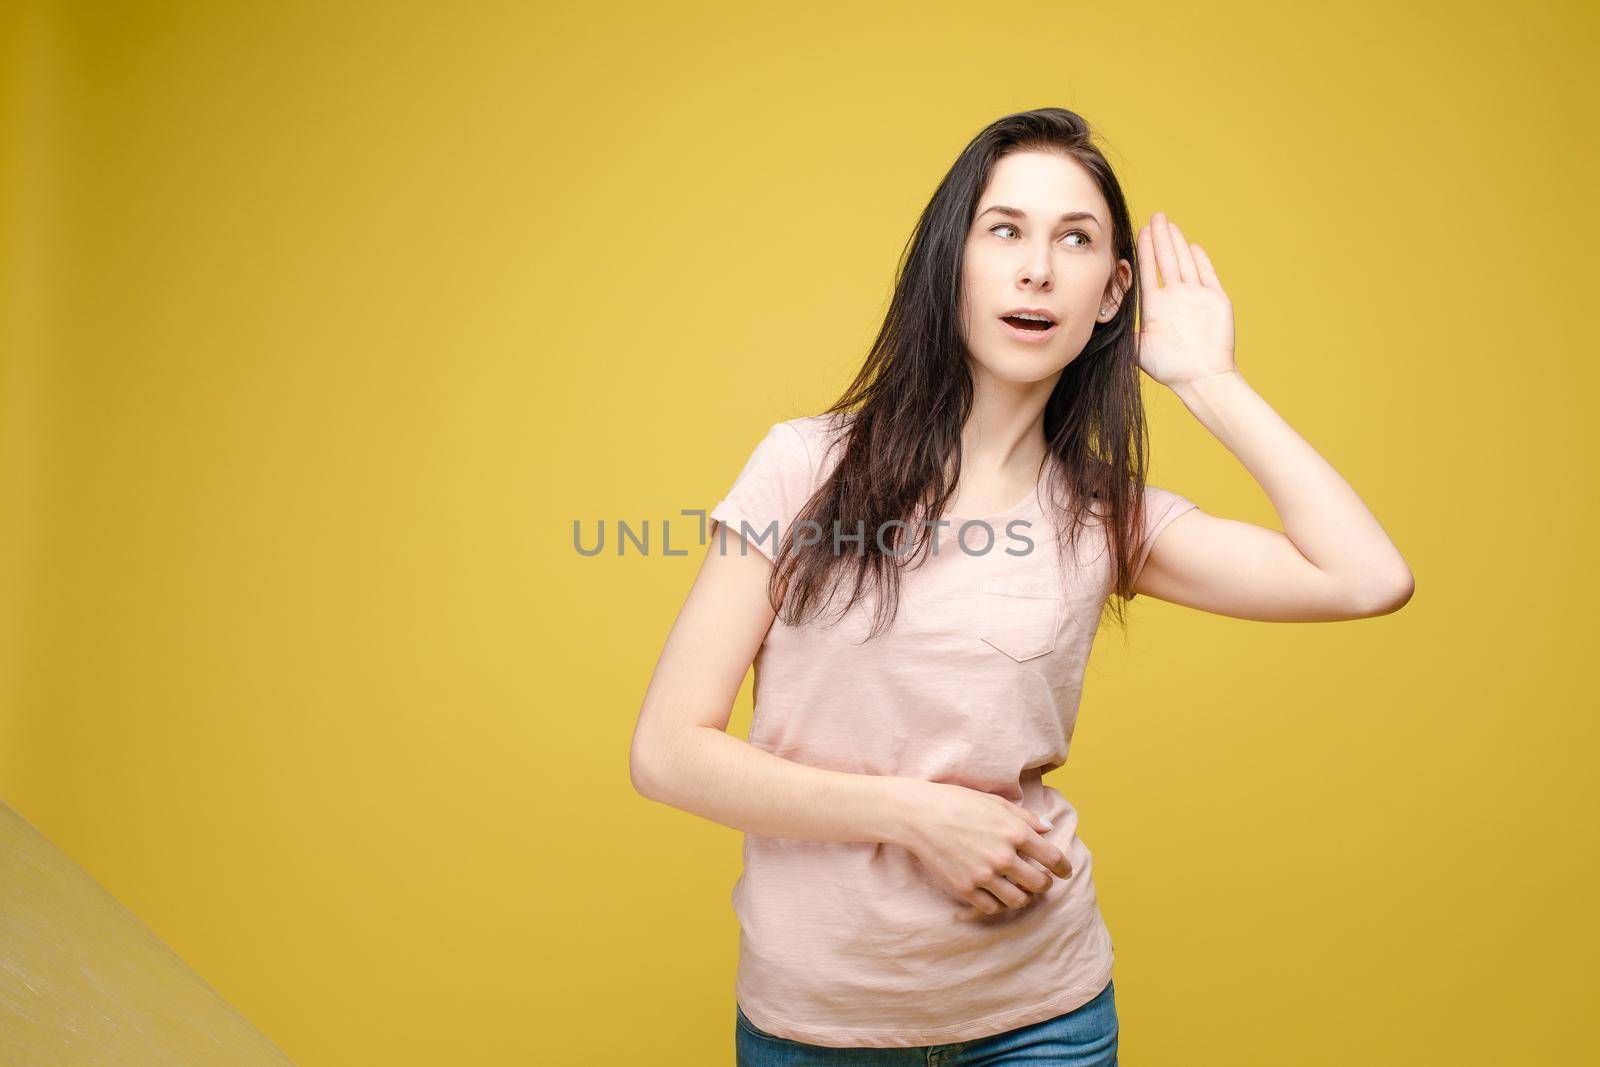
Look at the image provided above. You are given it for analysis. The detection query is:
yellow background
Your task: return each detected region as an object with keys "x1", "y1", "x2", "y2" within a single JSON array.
[{"x1": 3, "y1": 1, "x2": 1595, "y2": 1063}]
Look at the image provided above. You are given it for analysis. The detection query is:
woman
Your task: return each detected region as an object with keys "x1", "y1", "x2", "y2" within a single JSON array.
[{"x1": 629, "y1": 107, "x2": 1413, "y2": 1064}]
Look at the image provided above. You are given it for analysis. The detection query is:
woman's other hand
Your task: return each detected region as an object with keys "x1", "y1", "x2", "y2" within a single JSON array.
[{"x1": 891, "y1": 779, "x2": 1072, "y2": 919}]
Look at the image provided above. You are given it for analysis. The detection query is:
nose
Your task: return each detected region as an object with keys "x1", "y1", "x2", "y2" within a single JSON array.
[{"x1": 1018, "y1": 244, "x2": 1052, "y2": 290}]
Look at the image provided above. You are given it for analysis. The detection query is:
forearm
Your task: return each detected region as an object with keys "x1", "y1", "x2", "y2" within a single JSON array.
[
  {"x1": 634, "y1": 725, "x2": 916, "y2": 846},
  {"x1": 1171, "y1": 370, "x2": 1412, "y2": 588}
]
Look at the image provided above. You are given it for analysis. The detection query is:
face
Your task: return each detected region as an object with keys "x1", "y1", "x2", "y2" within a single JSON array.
[{"x1": 959, "y1": 150, "x2": 1132, "y2": 383}]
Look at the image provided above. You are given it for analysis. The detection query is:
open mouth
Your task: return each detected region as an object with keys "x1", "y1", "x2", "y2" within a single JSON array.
[{"x1": 998, "y1": 314, "x2": 1059, "y2": 343}]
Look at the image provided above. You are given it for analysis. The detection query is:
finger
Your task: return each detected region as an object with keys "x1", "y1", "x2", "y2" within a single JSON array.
[
  {"x1": 1135, "y1": 224, "x2": 1159, "y2": 293},
  {"x1": 982, "y1": 875, "x2": 1033, "y2": 910},
  {"x1": 1166, "y1": 219, "x2": 1200, "y2": 285},
  {"x1": 955, "y1": 901, "x2": 993, "y2": 922},
  {"x1": 1191, "y1": 242, "x2": 1222, "y2": 290},
  {"x1": 1004, "y1": 854, "x2": 1053, "y2": 895},
  {"x1": 955, "y1": 881, "x2": 1035, "y2": 922},
  {"x1": 966, "y1": 890, "x2": 1002, "y2": 917},
  {"x1": 1019, "y1": 835, "x2": 1073, "y2": 879},
  {"x1": 1017, "y1": 852, "x2": 1055, "y2": 880},
  {"x1": 1150, "y1": 211, "x2": 1182, "y2": 288},
  {"x1": 954, "y1": 888, "x2": 1006, "y2": 922},
  {"x1": 1007, "y1": 801, "x2": 1052, "y2": 835}
]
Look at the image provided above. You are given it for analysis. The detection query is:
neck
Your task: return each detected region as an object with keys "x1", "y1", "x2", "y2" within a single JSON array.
[{"x1": 958, "y1": 375, "x2": 1053, "y2": 478}]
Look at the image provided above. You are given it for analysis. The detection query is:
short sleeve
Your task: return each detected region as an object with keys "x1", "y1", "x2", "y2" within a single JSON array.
[
  {"x1": 709, "y1": 421, "x2": 815, "y2": 564},
  {"x1": 1129, "y1": 483, "x2": 1199, "y2": 585}
]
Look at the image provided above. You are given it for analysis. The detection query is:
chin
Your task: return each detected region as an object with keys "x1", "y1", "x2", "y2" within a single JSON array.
[{"x1": 968, "y1": 348, "x2": 1072, "y2": 384}]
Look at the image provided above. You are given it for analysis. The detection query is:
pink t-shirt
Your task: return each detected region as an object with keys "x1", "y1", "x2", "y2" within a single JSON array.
[{"x1": 707, "y1": 413, "x2": 1198, "y2": 1048}]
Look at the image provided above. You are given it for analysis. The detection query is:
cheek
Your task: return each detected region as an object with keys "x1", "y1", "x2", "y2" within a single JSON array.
[
  {"x1": 959, "y1": 255, "x2": 986, "y2": 310},
  {"x1": 1062, "y1": 262, "x2": 1110, "y2": 306},
  {"x1": 962, "y1": 248, "x2": 1001, "y2": 295}
]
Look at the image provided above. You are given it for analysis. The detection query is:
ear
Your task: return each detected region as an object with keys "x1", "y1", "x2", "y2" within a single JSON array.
[{"x1": 1100, "y1": 259, "x2": 1133, "y2": 319}]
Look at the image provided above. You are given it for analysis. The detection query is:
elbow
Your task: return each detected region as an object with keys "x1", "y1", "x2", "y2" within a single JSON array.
[
  {"x1": 631, "y1": 719, "x2": 723, "y2": 805},
  {"x1": 630, "y1": 726, "x2": 691, "y2": 805},
  {"x1": 1394, "y1": 569, "x2": 1416, "y2": 610},
  {"x1": 629, "y1": 736, "x2": 667, "y2": 803},
  {"x1": 1354, "y1": 566, "x2": 1415, "y2": 617}
]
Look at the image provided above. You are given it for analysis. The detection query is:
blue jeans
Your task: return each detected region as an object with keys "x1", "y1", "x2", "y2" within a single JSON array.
[{"x1": 735, "y1": 979, "x2": 1118, "y2": 1066}]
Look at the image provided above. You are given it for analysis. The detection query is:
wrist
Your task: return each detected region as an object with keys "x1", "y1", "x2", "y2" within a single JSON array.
[
  {"x1": 874, "y1": 776, "x2": 925, "y2": 849},
  {"x1": 1171, "y1": 367, "x2": 1247, "y2": 407}
]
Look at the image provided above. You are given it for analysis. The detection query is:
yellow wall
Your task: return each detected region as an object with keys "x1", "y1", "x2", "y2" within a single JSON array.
[{"x1": 3, "y1": 1, "x2": 1594, "y2": 1063}]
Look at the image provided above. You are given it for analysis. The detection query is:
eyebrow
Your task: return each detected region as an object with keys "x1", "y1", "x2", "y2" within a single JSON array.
[{"x1": 976, "y1": 204, "x2": 1103, "y2": 228}]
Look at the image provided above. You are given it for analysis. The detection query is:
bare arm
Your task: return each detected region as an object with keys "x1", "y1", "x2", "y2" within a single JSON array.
[
  {"x1": 1136, "y1": 371, "x2": 1415, "y2": 620},
  {"x1": 628, "y1": 524, "x2": 1070, "y2": 916},
  {"x1": 628, "y1": 529, "x2": 919, "y2": 844},
  {"x1": 1129, "y1": 212, "x2": 1415, "y2": 620}
]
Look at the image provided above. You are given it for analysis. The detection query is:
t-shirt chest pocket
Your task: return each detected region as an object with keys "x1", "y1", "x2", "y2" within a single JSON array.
[{"x1": 976, "y1": 574, "x2": 1063, "y2": 662}]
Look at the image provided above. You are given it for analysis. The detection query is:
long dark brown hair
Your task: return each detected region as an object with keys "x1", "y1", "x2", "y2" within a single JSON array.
[{"x1": 767, "y1": 107, "x2": 1162, "y2": 638}]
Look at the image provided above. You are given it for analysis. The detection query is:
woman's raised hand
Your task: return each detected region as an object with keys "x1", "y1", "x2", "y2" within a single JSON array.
[
  {"x1": 1135, "y1": 210, "x2": 1237, "y2": 390},
  {"x1": 893, "y1": 779, "x2": 1072, "y2": 920}
]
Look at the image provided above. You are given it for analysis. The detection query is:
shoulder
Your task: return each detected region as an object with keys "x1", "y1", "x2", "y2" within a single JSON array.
[
  {"x1": 721, "y1": 417, "x2": 826, "y2": 503},
  {"x1": 779, "y1": 412, "x2": 840, "y2": 454},
  {"x1": 780, "y1": 412, "x2": 850, "y2": 483},
  {"x1": 1073, "y1": 475, "x2": 1198, "y2": 533},
  {"x1": 1142, "y1": 482, "x2": 1199, "y2": 524}
]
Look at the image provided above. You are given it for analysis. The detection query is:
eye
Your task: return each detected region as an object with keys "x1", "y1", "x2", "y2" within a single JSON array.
[{"x1": 988, "y1": 223, "x2": 1093, "y2": 247}]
